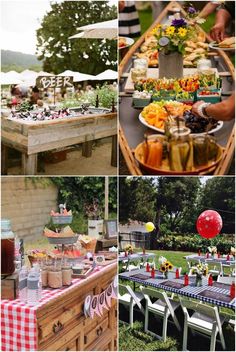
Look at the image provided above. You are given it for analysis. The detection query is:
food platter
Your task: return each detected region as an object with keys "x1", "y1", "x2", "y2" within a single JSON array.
[
  {"x1": 138, "y1": 112, "x2": 223, "y2": 135},
  {"x1": 134, "y1": 136, "x2": 224, "y2": 175},
  {"x1": 209, "y1": 42, "x2": 235, "y2": 52},
  {"x1": 119, "y1": 36, "x2": 135, "y2": 50}
]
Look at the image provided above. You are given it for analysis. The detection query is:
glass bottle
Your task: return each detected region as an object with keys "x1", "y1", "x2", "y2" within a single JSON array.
[{"x1": 169, "y1": 127, "x2": 193, "y2": 172}]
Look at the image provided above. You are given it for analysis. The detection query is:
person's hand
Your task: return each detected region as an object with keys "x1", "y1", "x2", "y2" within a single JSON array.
[
  {"x1": 119, "y1": 1, "x2": 125, "y2": 12},
  {"x1": 210, "y1": 23, "x2": 225, "y2": 42},
  {"x1": 191, "y1": 100, "x2": 205, "y2": 117}
]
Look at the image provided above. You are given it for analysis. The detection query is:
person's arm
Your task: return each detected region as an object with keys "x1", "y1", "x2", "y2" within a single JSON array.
[
  {"x1": 192, "y1": 94, "x2": 235, "y2": 121},
  {"x1": 210, "y1": 8, "x2": 232, "y2": 42},
  {"x1": 198, "y1": 3, "x2": 219, "y2": 19}
]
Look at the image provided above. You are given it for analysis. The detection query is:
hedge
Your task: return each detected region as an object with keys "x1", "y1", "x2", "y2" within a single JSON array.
[{"x1": 156, "y1": 234, "x2": 234, "y2": 253}]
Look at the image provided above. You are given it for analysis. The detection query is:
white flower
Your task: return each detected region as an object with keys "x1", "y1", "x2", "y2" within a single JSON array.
[{"x1": 158, "y1": 256, "x2": 167, "y2": 264}]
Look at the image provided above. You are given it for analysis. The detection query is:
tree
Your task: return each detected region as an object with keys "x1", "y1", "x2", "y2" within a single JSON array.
[
  {"x1": 198, "y1": 177, "x2": 235, "y2": 233},
  {"x1": 36, "y1": 1, "x2": 117, "y2": 74},
  {"x1": 52, "y1": 177, "x2": 117, "y2": 217},
  {"x1": 119, "y1": 177, "x2": 157, "y2": 223}
]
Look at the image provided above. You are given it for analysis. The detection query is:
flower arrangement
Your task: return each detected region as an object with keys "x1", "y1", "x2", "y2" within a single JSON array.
[
  {"x1": 190, "y1": 263, "x2": 208, "y2": 277},
  {"x1": 208, "y1": 246, "x2": 217, "y2": 256},
  {"x1": 84, "y1": 198, "x2": 102, "y2": 220},
  {"x1": 151, "y1": 18, "x2": 194, "y2": 55},
  {"x1": 231, "y1": 247, "x2": 235, "y2": 257},
  {"x1": 124, "y1": 244, "x2": 134, "y2": 254},
  {"x1": 158, "y1": 256, "x2": 173, "y2": 277},
  {"x1": 184, "y1": 4, "x2": 206, "y2": 24}
]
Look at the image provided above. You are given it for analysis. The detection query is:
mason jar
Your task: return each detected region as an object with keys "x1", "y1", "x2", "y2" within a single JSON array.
[{"x1": 169, "y1": 127, "x2": 193, "y2": 172}]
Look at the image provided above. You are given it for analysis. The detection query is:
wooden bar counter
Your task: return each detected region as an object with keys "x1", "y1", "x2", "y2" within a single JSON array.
[
  {"x1": 1, "y1": 263, "x2": 117, "y2": 351},
  {"x1": 2, "y1": 111, "x2": 117, "y2": 175}
]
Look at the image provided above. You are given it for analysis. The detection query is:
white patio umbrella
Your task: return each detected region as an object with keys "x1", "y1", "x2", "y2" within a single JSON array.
[
  {"x1": 95, "y1": 69, "x2": 117, "y2": 80},
  {"x1": 58, "y1": 70, "x2": 95, "y2": 82},
  {"x1": 0, "y1": 71, "x2": 23, "y2": 85},
  {"x1": 69, "y1": 19, "x2": 118, "y2": 40},
  {"x1": 23, "y1": 71, "x2": 54, "y2": 86}
]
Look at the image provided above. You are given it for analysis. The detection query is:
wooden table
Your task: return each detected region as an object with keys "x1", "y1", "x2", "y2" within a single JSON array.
[
  {"x1": 1, "y1": 263, "x2": 117, "y2": 351},
  {"x1": 1, "y1": 112, "x2": 117, "y2": 175}
]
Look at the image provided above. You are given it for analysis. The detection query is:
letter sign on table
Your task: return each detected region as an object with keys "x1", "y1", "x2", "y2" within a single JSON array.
[{"x1": 36, "y1": 76, "x2": 73, "y2": 89}]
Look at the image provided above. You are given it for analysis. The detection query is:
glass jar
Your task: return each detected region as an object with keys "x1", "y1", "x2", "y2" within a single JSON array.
[
  {"x1": 169, "y1": 127, "x2": 193, "y2": 172},
  {"x1": 1, "y1": 219, "x2": 15, "y2": 275},
  {"x1": 193, "y1": 135, "x2": 209, "y2": 167},
  {"x1": 131, "y1": 58, "x2": 148, "y2": 82},
  {"x1": 48, "y1": 269, "x2": 62, "y2": 289},
  {"x1": 62, "y1": 266, "x2": 72, "y2": 286},
  {"x1": 197, "y1": 59, "x2": 212, "y2": 71},
  {"x1": 41, "y1": 266, "x2": 48, "y2": 288}
]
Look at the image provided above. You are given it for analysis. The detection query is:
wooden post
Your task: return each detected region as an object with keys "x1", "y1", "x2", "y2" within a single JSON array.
[
  {"x1": 1, "y1": 144, "x2": 9, "y2": 175},
  {"x1": 82, "y1": 141, "x2": 93, "y2": 157},
  {"x1": 22, "y1": 153, "x2": 38, "y2": 175},
  {"x1": 105, "y1": 176, "x2": 109, "y2": 220},
  {"x1": 111, "y1": 135, "x2": 117, "y2": 167}
]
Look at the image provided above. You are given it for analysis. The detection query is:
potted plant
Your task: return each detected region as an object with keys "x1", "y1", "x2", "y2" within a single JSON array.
[{"x1": 85, "y1": 199, "x2": 103, "y2": 238}]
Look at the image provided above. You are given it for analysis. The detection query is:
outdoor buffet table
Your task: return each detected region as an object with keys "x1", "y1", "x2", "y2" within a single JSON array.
[
  {"x1": 119, "y1": 1, "x2": 235, "y2": 175},
  {"x1": 1, "y1": 111, "x2": 117, "y2": 175},
  {"x1": 1, "y1": 263, "x2": 117, "y2": 351},
  {"x1": 119, "y1": 268, "x2": 235, "y2": 310}
]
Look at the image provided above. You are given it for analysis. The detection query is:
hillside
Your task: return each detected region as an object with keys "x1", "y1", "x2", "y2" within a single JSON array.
[{"x1": 1, "y1": 50, "x2": 42, "y2": 72}]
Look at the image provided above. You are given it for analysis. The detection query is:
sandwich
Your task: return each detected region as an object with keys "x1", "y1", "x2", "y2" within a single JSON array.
[{"x1": 218, "y1": 37, "x2": 235, "y2": 48}]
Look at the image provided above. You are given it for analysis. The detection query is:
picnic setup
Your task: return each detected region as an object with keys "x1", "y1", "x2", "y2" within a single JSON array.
[
  {"x1": 1, "y1": 0, "x2": 118, "y2": 176},
  {"x1": 1, "y1": 176, "x2": 118, "y2": 351},
  {"x1": 119, "y1": 1, "x2": 235, "y2": 175},
  {"x1": 118, "y1": 176, "x2": 235, "y2": 351}
]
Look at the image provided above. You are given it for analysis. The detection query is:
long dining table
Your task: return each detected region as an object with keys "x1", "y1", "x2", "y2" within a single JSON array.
[{"x1": 119, "y1": 268, "x2": 235, "y2": 310}]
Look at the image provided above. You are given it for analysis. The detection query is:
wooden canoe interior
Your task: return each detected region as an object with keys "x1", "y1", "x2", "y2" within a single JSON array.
[{"x1": 119, "y1": 1, "x2": 235, "y2": 176}]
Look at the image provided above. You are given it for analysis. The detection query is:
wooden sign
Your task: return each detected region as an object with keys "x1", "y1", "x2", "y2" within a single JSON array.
[
  {"x1": 104, "y1": 220, "x2": 117, "y2": 239},
  {"x1": 36, "y1": 76, "x2": 73, "y2": 89}
]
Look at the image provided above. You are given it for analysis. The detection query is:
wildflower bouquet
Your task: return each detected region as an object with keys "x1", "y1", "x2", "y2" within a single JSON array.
[
  {"x1": 208, "y1": 246, "x2": 217, "y2": 256},
  {"x1": 184, "y1": 4, "x2": 206, "y2": 24},
  {"x1": 158, "y1": 256, "x2": 173, "y2": 277},
  {"x1": 124, "y1": 244, "x2": 133, "y2": 254},
  {"x1": 152, "y1": 18, "x2": 194, "y2": 55},
  {"x1": 190, "y1": 263, "x2": 208, "y2": 277}
]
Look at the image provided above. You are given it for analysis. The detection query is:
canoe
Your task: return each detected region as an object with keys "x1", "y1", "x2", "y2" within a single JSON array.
[{"x1": 119, "y1": 1, "x2": 235, "y2": 175}]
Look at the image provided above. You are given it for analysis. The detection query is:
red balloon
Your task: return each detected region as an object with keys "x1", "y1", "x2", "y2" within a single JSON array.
[{"x1": 196, "y1": 210, "x2": 223, "y2": 239}]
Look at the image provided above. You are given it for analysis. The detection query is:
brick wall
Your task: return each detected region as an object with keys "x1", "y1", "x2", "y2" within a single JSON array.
[{"x1": 1, "y1": 177, "x2": 58, "y2": 241}]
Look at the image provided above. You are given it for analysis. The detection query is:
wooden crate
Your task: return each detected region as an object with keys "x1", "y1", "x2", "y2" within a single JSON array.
[{"x1": 1, "y1": 273, "x2": 19, "y2": 300}]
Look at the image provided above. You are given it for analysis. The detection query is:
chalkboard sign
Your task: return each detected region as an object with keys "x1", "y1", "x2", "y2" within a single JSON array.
[
  {"x1": 104, "y1": 220, "x2": 117, "y2": 239},
  {"x1": 36, "y1": 76, "x2": 73, "y2": 89}
]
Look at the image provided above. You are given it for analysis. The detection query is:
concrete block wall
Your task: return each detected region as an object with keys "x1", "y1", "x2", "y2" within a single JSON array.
[{"x1": 1, "y1": 177, "x2": 58, "y2": 242}]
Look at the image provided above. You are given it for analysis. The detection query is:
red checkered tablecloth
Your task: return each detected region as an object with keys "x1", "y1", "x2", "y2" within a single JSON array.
[{"x1": 1, "y1": 266, "x2": 105, "y2": 351}]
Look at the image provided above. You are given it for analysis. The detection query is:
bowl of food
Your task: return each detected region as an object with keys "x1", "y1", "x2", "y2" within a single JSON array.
[{"x1": 134, "y1": 134, "x2": 223, "y2": 175}]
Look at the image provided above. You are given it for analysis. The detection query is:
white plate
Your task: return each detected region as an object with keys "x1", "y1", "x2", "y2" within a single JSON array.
[
  {"x1": 119, "y1": 36, "x2": 134, "y2": 50},
  {"x1": 209, "y1": 42, "x2": 235, "y2": 52},
  {"x1": 138, "y1": 113, "x2": 224, "y2": 135}
]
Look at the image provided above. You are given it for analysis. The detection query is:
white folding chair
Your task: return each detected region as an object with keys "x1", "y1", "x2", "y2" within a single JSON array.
[
  {"x1": 140, "y1": 287, "x2": 181, "y2": 341},
  {"x1": 220, "y1": 262, "x2": 235, "y2": 277},
  {"x1": 205, "y1": 260, "x2": 222, "y2": 276},
  {"x1": 217, "y1": 276, "x2": 235, "y2": 285},
  {"x1": 179, "y1": 298, "x2": 226, "y2": 351},
  {"x1": 118, "y1": 284, "x2": 144, "y2": 327}
]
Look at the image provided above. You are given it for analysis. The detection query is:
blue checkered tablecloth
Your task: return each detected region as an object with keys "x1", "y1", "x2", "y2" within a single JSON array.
[
  {"x1": 119, "y1": 268, "x2": 235, "y2": 310},
  {"x1": 185, "y1": 254, "x2": 235, "y2": 265},
  {"x1": 118, "y1": 252, "x2": 155, "y2": 262}
]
